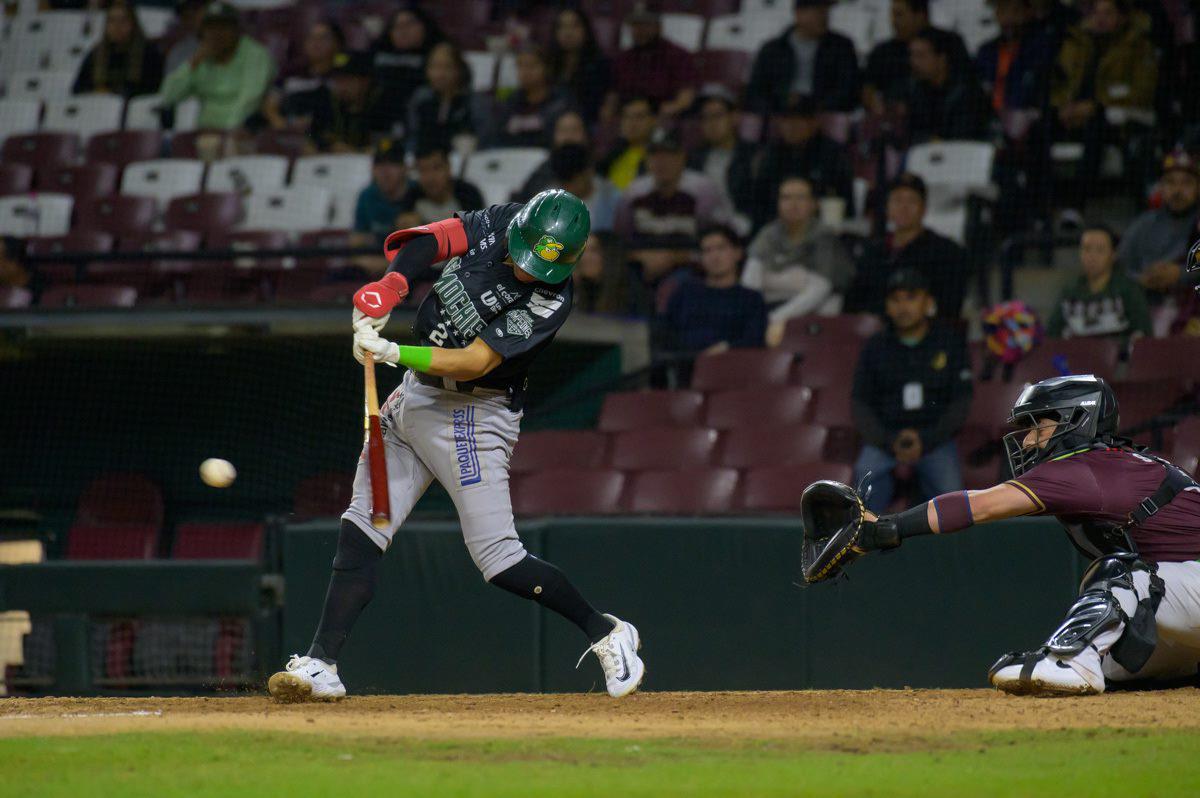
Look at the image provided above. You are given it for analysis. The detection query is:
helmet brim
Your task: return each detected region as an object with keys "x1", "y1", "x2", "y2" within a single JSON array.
[{"x1": 507, "y1": 223, "x2": 574, "y2": 284}]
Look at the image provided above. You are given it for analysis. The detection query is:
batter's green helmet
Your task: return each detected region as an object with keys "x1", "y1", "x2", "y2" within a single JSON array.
[{"x1": 507, "y1": 189, "x2": 590, "y2": 283}]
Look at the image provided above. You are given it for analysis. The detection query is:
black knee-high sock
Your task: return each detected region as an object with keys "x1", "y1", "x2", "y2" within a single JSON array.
[
  {"x1": 307, "y1": 520, "x2": 383, "y2": 664},
  {"x1": 489, "y1": 554, "x2": 615, "y2": 643}
]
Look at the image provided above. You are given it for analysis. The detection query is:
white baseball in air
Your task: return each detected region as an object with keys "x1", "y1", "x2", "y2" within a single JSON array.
[{"x1": 199, "y1": 458, "x2": 237, "y2": 488}]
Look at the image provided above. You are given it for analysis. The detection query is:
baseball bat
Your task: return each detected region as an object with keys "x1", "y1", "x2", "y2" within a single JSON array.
[{"x1": 363, "y1": 358, "x2": 390, "y2": 529}]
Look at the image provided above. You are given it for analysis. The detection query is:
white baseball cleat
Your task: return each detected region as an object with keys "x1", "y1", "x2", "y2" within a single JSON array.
[
  {"x1": 989, "y1": 650, "x2": 1103, "y2": 696},
  {"x1": 268, "y1": 654, "x2": 347, "y2": 702},
  {"x1": 578, "y1": 613, "x2": 645, "y2": 698}
]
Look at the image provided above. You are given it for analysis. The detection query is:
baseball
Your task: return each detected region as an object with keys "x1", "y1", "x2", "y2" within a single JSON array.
[{"x1": 199, "y1": 458, "x2": 237, "y2": 488}]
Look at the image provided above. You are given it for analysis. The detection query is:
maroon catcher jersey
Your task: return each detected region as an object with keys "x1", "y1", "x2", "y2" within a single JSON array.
[{"x1": 1007, "y1": 448, "x2": 1200, "y2": 563}]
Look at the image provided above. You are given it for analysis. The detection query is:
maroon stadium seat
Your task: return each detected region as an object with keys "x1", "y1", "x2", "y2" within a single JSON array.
[
  {"x1": 1011, "y1": 337, "x2": 1120, "y2": 384},
  {"x1": 254, "y1": 129, "x2": 308, "y2": 160},
  {"x1": 966, "y1": 379, "x2": 1028, "y2": 435},
  {"x1": 694, "y1": 49, "x2": 752, "y2": 94},
  {"x1": 173, "y1": 523, "x2": 264, "y2": 560},
  {"x1": 1127, "y1": 337, "x2": 1200, "y2": 386},
  {"x1": 1, "y1": 132, "x2": 80, "y2": 171},
  {"x1": 40, "y1": 284, "x2": 138, "y2": 308},
  {"x1": 1171, "y1": 417, "x2": 1200, "y2": 476},
  {"x1": 810, "y1": 386, "x2": 855, "y2": 427},
  {"x1": 609, "y1": 427, "x2": 719, "y2": 470},
  {"x1": 66, "y1": 524, "x2": 158, "y2": 560},
  {"x1": 208, "y1": 229, "x2": 290, "y2": 270},
  {"x1": 791, "y1": 343, "x2": 861, "y2": 391},
  {"x1": 297, "y1": 228, "x2": 353, "y2": 270},
  {"x1": 169, "y1": 129, "x2": 232, "y2": 159},
  {"x1": 624, "y1": 468, "x2": 740, "y2": 515},
  {"x1": 119, "y1": 229, "x2": 202, "y2": 253},
  {"x1": 718, "y1": 424, "x2": 828, "y2": 469},
  {"x1": 657, "y1": 0, "x2": 739, "y2": 13},
  {"x1": 292, "y1": 471, "x2": 356, "y2": 519},
  {"x1": 704, "y1": 386, "x2": 813, "y2": 429},
  {"x1": 512, "y1": 468, "x2": 626, "y2": 516},
  {"x1": 164, "y1": 193, "x2": 244, "y2": 235},
  {"x1": 691, "y1": 348, "x2": 794, "y2": 391},
  {"x1": 739, "y1": 463, "x2": 854, "y2": 512},
  {"x1": 1112, "y1": 379, "x2": 1181, "y2": 432},
  {"x1": 25, "y1": 230, "x2": 116, "y2": 284},
  {"x1": 0, "y1": 286, "x2": 32, "y2": 309},
  {"x1": 77, "y1": 195, "x2": 158, "y2": 238},
  {"x1": 270, "y1": 268, "x2": 330, "y2": 300},
  {"x1": 85, "y1": 130, "x2": 164, "y2": 170},
  {"x1": 77, "y1": 473, "x2": 164, "y2": 525},
  {"x1": 510, "y1": 430, "x2": 610, "y2": 474},
  {"x1": 36, "y1": 163, "x2": 119, "y2": 202},
  {"x1": 597, "y1": 390, "x2": 706, "y2": 432},
  {"x1": 779, "y1": 314, "x2": 883, "y2": 354},
  {"x1": 0, "y1": 162, "x2": 34, "y2": 194},
  {"x1": 307, "y1": 281, "x2": 360, "y2": 304},
  {"x1": 958, "y1": 424, "x2": 1003, "y2": 490}
]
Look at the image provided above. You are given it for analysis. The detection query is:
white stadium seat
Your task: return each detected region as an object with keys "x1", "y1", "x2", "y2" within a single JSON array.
[
  {"x1": 905, "y1": 141, "x2": 996, "y2": 244},
  {"x1": 125, "y1": 95, "x2": 200, "y2": 131},
  {"x1": 121, "y1": 158, "x2": 206, "y2": 208},
  {"x1": 496, "y1": 53, "x2": 518, "y2": 91},
  {"x1": 42, "y1": 95, "x2": 124, "y2": 142},
  {"x1": 621, "y1": 13, "x2": 705, "y2": 52},
  {"x1": 0, "y1": 99, "x2": 42, "y2": 148},
  {"x1": 705, "y1": 14, "x2": 781, "y2": 55},
  {"x1": 242, "y1": 186, "x2": 332, "y2": 232},
  {"x1": 464, "y1": 51, "x2": 497, "y2": 93},
  {"x1": 205, "y1": 155, "x2": 291, "y2": 194},
  {"x1": 0, "y1": 193, "x2": 74, "y2": 237},
  {"x1": 174, "y1": 97, "x2": 201, "y2": 131},
  {"x1": 136, "y1": 7, "x2": 175, "y2": 38},
  {"x1": 291, "y1": 154, "x2": 371, "y2": 229},
  {"x1": 462, "y1": 147, "x2": 548, "y2": 208},
  {"x1": 829, "y1": 3, "x2": 875, "y2": 64},
  {"x1": 5, "y1": 70, "x2": 76, "y2": 100}
]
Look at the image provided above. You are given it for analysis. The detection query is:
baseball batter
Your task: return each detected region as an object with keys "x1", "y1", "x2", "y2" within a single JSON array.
[
  {"x1": 802, "y1": 374, "x2": 1200, "y2": 695},
  {"x1": 268, "y1": 190, "x2": 645, "y2": 702}
]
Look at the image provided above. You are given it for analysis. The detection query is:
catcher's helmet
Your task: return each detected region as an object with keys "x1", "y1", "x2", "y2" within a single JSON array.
[
  {"x1": 1188, "y1": 236, "x2": 1200, "y2": 290},
  {"x1": 507, "y1": 189, "x2": 590, "y2": 284},
  {"x1": 1003, "y1": 374, "x2": 1119, "y2": 477}
]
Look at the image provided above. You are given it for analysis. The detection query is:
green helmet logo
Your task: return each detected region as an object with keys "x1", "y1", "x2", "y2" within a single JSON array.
[{"x1": 507, "y1": 189, "x2": 590, "y2": 283}]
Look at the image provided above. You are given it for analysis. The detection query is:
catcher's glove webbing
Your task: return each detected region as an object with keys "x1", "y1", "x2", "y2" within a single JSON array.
[{"x1": 800, "y1": 480, "x2": 900, "y2": 583}]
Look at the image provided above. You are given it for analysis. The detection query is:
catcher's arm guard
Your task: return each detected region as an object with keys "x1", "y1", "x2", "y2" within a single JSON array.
[{"x1": 800, "y1": 480, "x2": 899, "y2": 583}]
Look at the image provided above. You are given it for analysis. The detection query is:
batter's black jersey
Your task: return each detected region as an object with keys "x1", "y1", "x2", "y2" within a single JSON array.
[{"x1": 413, "y1": 203, "x2": 574, "y2": 391}]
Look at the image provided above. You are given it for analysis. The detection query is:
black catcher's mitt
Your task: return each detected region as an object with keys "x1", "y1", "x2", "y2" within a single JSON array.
[{"x1": 800, "y1": 480, "x2": 900, "y2": 583}]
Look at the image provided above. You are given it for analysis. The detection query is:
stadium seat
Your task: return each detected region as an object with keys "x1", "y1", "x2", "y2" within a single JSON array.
[
  {"x1": 76, "y1": 472, "x2": 164, "y2": 526},
  {"x1": 1, "y1": 132, "x2": 80, "y2": 171},
  {"x1": 739, "y1": 463, "x2": 853, "y2": 512},
  {"x1": 41, "y1": 284, "x2": 137, "y2": 308},
  {"x1": 625, "y1": 468, "x2": 740, "y2": 514},
  {"x1": 779, "y1": 313, "x2": 883, "y2": 354},
  {"x1": 693, "y1": 49, "x2": 752, "y2": 94},
  {"x1": 119, "y1": 229, "x2": 201, "y2": 254},
  {"x1": 829, "y1": 2, "x2": 874, "y2": 60},
  {"x1": 966, "y1": 379, "x2": 1027, "y2": 434},
  {"x1": 165, "y1": 193, "x2": 245, "y2": 235},
  {"x1": 792, "y1": 343, "x2": 861, "y2": 391},
  {"x1": 271, "y1": 268, "x2": 332, "y2": 301},
  {"x1": 609, "y1": 427, "x2": 720, "y2": 470},
  {"x1": 1171, "y1": 417, "x2": 1200, "y2": 476},
  {"x1": 208, "y1": 229, "x2": 290, "y2": 268},
  {"x1": 704, "y1": 386, "x2": 813, "y2": 430},
  {"x1": 36, "y1": 163, "x2": 119, "y2": 202},
  {"x1": 291, "y1": 154, "x2": 371, "y2": 202},
  {"x1": 25, "y1": 229, "x2": 114, "y2": 283},
  {"x1": 77, "y1": 195, "x2": 158, "y2": 238},
  {"x1": 205, "y1": 154, "x2": 290, "y2": 194},
  {"x1": 136, "y1": 5, "x2": 174, "y2": 37},
  {"x1": 597, "y1": 389, "x2": 706, "y2": 431},
  {"x1": 658, "y1": 0, "x2": 739, "y2": 15},
  {"x1": 620, "y1": 13, "x2": 704, "y2": 51},
  {"x1": 65, "y1": 523, "x2": 158, "y2": 560},
  {"x1": 0, "y1": 286, "x2": 33, "y2": 309},
  {"x1": 718, "y1": 424, "x2": 828, "y2": 469},
  {"x1": 1127, "y1": 337, "x2": 1200, "y2": 386},
  {"x1": 42, "y1": 94, "x2": 124, "y2": 142},
  {"x1": 254, "y1": 129, "x2": 309, "y2": 160},
  {"x1": 0, "y1": 194, "x2": 73, "y2": 237},
  {"x1": 5, "y1": 70, "x2": 75, "y2": 101},
  {"x1": 86, "y1": 130, "x2": 164, "y2": 169},
  {"x1": 121, "y1": 158, "x2": 207, "y2": 209},
  {"x1": 1011, "y1": 338, "x2": 1120, "y2": 384},
  {"x1": 464, "y1": 50, "x2": 497, "y2": 92},
  {"x1": 905, "y1": 141, "x2": 996, "y2": 243},
  {"x1": 705, "y1": 14, "x2": 780, "y2": 54},
  {"x1": 242, "y1": 186, "x2": 332, "y2": 232},
  {"x1": 959, "y1": 424, "x2": 1004, "y2": 489},
  {"x1": 172, "y1": 523, "x2": 264, "y2": 560},
  {"x1": 292, "y1": 471, "x2": 356, "y2": 519},
  {"x1": 168, "y1": 127, "x2": 230, "y2": 159},
  {"x1": 462, "y1": 148, "x2": 549, "y2": 207},
  {"x1": 511, "y1": 468, "x2": 626, "y2": 516},
  {"x1": 0, "y1": 99, "x2": 41, "y2": 148},
  {"x1": 691, "y1": 347, "x2": 794, "y2": 391},
  {"x1": 510, "y1": 430, "x2": 610, "y2": 474},
  {"x1": 1113, "y1": 379, "x2": 1181, "y2": 433},
  {"x1": 0, "y1": 162, "x2": 34, "y2": 194},
  {"x1": 306, "y1": 281, "x2": 360, "y2": 304},
  {"x1": 124, "y1": 94, "x2": 169, "y2": 130}
]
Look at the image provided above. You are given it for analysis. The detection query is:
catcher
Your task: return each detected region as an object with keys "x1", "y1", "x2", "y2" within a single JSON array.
[{"x1": 801, "y1": 373, "x2": 1200, "y2": 695}]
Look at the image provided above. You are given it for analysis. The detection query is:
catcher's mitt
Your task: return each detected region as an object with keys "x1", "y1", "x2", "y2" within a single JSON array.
[{"x1": 800, "y1": 480, "x2": 900, "y2": 583}]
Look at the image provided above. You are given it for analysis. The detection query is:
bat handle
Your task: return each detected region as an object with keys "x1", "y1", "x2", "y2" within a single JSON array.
[{"x1": 363, "y1": 358, "x2": 390, "y2": 529}]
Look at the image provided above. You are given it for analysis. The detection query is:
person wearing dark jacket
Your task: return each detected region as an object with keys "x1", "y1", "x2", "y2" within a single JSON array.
[
  {"x1": 851, "y1": 268, "x2": 972, "y2": 513},
  {"x1": 547, "y1": 7, "x2": 611, "y2": 124},
  {"x1": 976, "y1": 0, "x2": 1056, "y2": 116},
  {"x1": 846, "y1": 173, "x2": 969, "y2": 319},
  {"x1": 489, "y1": 46, "x2": 574, "y2": 148},
  {"x1": 405, "y1": 41, "x2": 485, "y2": 154},
  {"x1": 863, "y1": 0, "x2": 970, "y2": 113},
  {"x1": 746, "y1": 0, "x2": 860, "y2": 114},
  {"x1": 687, "y1": 89, "x2": 756, "y2": 216},
  {"x1": 307, "y1": 51, "x2": 389, "y2": 152},
  {"x1": 394, "y1": 146, "x2": 485, "y2": 227},
  {"x1": 905, "y1": 28, "x2": 991, "y2": 143},
  {"x1": 73, "y1": 1, "x2": 164, "y2": 97},
  {"x1": 371, "y1": 5, "x2": 442, "y2": 134}
]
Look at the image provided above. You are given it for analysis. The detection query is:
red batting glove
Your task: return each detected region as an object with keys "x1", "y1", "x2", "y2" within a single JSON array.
[{"x1": 353, "y1": 272, "x2": 409, "y2": 317}]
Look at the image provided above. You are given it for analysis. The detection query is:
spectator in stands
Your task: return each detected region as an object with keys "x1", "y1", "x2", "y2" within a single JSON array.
[
  {"x1": 263, "y1": 20, "x2": 344, "y2": 131},
  {"x1": 852, "y1": 268, "x2": 971, "y2": 514},
  {"x1": 307, "y1": 51, "x2": 387, "y2": 152},
  {"x1": 905, "y1": 29, "x2": 991, "y2": 143},
  {"x1": 159, "y1": 1, "x2": 276, "y2": 130},
  {"x1": 864, "y1": 0, "x2": 970, "y2": 114},
  {"x1": 846, "y1": 173, "x2": 969, "y2": 319},
  {"x1": 574, "y1": 232, "x2": 644, "y2": 315},
  {"x1": 371, "y1": 5, "x2": 442, "y2": 133},
  {"x1": 1117, "y1": 151, "x2": 1200, "y2": 293},
  {"x1": 660, "y1": 225, "x2": 768, "y2": 358},
  {"x1": 1050, "y1": 0, "x2": 1158, "y2": 219},
  {"x1": 405, "y1": 41, "x2": 485, "y2": 156},
  {"x1": 601, "y1": 96, "x2": 657, "y2": 190},
  {"x1": 395, "y1": 146, "x2": 484, "y2": 228},
  {"x1": 746, "y1": 0, "x2": 860, "y2": 114},
  {"x1": 615, "y1": 128, "x2": 735, "y2": 286},
  {"x1": 547, "y1": 7, "x2": 611, "y2": 124},
  {"x1": 490, "y1": 46, "x2": 574, "y2": 148},
  {"x1": 749, "y1": 93, "x2": 854, "y2": 229},
  {"x1": 608, "y1": 4, "x2": 697, "y2": 119},
  {"x1": 1048, "y1": 223, "x2": 1152, "y2": 340},
  {"x1": 688, "y1": 87, "x2": 755, "y2": 219},
  {"x1": 0, "y1": 238, "x2": 30, "y2": 291},
  {"x1": 73, "y1": 1, "x2": 164, "y2": 97},
  {"x1": 744, "y1": 177, "x2": 854, "y2": 346},
  {"x1": 549, "y1": 144, "x2": 620, "y2": 233},
  {"x1": 163, "y1": 0, "x2": 205, "y2": 74},
  {"x1": 516, "y1": 110, "x2": 591, "y2": 199},
  {"x1": 353, "y1": 140, "x2": 410, "y2": 247}
]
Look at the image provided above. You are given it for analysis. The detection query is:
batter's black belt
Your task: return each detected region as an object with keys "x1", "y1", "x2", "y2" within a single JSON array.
[{"x1": 412, "y1": 371, "x2": 524, "y2": 411}]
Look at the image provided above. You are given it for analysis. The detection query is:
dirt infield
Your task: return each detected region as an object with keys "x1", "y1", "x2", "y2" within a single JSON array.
[{"x1": 3, "y1": 689, "x2": 1200, "y2": 744}]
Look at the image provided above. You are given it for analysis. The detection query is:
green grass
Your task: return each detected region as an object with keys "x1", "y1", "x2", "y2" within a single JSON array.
[{"x1": 2, "y1": 729, "x2": 1198, "y2": 798}]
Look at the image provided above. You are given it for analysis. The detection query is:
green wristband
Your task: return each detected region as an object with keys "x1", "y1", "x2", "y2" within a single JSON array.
[{"x1": 396, "y1": 345, "x2": 434, "y2": 373}]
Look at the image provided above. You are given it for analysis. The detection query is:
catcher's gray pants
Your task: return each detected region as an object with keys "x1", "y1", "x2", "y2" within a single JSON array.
[
  {"x1": 1098, "y1": 561, "x2": 1200, "y2": 683},
  {"x1": 343, "y1": 370, "x2": 526, "y2": 581}
]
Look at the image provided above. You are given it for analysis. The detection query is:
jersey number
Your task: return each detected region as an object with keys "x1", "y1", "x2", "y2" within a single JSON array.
[{"x1": 428, "y1": 322, "x2": 450, "y2": 346}]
